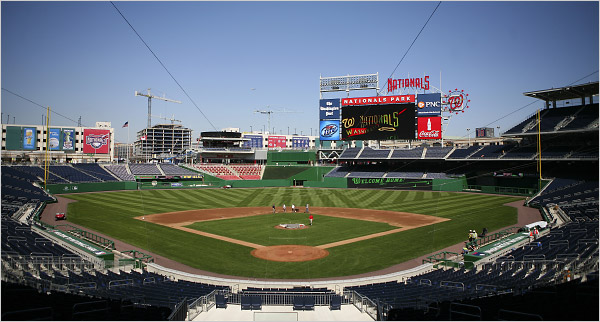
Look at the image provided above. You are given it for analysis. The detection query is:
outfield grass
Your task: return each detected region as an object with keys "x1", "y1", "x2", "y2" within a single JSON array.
[
  {"x1": 185, "y1": 213, "x2": 397, "y2": 246},
  {"x1": 63, "y1": 188, "x2": 522, "y2": 278}
]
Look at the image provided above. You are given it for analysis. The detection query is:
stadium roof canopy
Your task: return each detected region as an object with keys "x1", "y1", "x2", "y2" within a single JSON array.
[{"x1": 523, "y1": 81, "x2": 599, "y2": 102}]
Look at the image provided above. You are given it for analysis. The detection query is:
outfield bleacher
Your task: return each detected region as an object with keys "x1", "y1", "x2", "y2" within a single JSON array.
[
  {"x1": 338, "y1": 147, "x2": 362, "y2": 159},
  {"x1": 104, "y1": 164, "x2": 135, "y2": 181},
  {"x1": 390, "y1": 147, "x2": 424, "y2": 159},
  {"x1": 72, "y1": 163, "x2": 119, "y2": 181},
  {"x1": 424, "y1": 147, "x2": 453, "y2": 159},
  {"x1": 11, "y1": 165, "x2": 68, "y2": 184},
  {"x1": 49, "y1": 165, "x2": 101, "y2": 183},
  {"x1": 446, "y1": 146, "x2": 483, "y2": 159},
  {"x1": 158, "y1": 163, "x2": 199, "y2": 176},
  {"x1": 129, "y1": 163, "x2": 162, "y2": 175},
  {"x1": 359, "y1": 147, "x2": 391, "y2": 159}
]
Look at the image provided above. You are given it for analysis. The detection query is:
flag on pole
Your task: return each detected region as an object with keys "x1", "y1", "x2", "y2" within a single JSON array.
[
  {"x1": 122, "y1": 121, "x2": 129, "y2": 128},
  {"x1": 140, "y1": 135, "x2": 147, "y2": 141}
]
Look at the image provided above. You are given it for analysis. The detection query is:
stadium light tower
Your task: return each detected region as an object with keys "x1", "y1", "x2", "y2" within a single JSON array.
[
  {"x1": 135, "y1": 89, "x2": 181, "y2": 128},
  {"x1": 467, "y1": 128, "x2": 471, "y2": 146}
]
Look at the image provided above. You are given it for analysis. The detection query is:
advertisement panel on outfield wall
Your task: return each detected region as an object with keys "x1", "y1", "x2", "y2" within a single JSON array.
[
  {"x1": 292, "y1": 136, "x2": 310, "y2": 149},
  {"x1": 83, "y1": 129, "x2": 110, "y2": 154},
  {"x1": 347, "y1": 177, "x2": 433, "y2": 190},
  {"x1": 417, "y1": 117, "x2": 442, "y2": 140},
  {"x1": 319, "y1": 120, "x2": 341, "y2": 141},
  {"x1": 319, "y1": 98, "x2": 341, "y2": 119},
  {"x1": 267, "y1": 136, "x2": 286, "y2": 148},
  {"x1": 62, "y1": 128, "x2": 75, "y2": 150},
  {"x1": 243, "y1": 135, "x2": 263, "y2": 148},
  {"x1": 22, "y1": 127, "x2": 37, "y2": 150},
  {"x1": 341, "y1": 103, "x2": 416, "y2": 141},
  {"x1": 416, "y1": 93, "x2": 442, "y2": 116},
  {"x1": 48, "y1": 128, "x2": 61, "y2": 150}
]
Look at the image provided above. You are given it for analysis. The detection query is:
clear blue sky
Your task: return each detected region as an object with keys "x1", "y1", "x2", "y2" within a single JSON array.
[{"x1": 2, "y1": 1, "x2": 598, "y2": 143}]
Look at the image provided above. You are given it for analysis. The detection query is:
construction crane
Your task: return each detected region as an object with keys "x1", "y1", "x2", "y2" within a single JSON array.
[
  {"x1": 254, "y1": 107, "x2": 297, "y2": 134},
  {"x1": 150, "y1": 114, "x2": 182, "y2": 124},
  {"x1": 135, "y1": 89, "x2": 182, "y2": 128}
]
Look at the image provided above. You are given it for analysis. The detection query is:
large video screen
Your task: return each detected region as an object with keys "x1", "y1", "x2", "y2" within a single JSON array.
[{"x1": 341, "y1": 103, "x2": 415, "y2": 140}]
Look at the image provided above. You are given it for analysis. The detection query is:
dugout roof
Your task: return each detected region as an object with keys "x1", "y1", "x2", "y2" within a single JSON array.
[{"x1": 523, "y1": 81, "x2": 599, "y2": 102}]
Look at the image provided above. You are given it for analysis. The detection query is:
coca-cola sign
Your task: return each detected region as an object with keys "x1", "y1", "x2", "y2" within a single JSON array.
[{"x1": 417, "y1": 117, "x2": 442, "y2": 140}]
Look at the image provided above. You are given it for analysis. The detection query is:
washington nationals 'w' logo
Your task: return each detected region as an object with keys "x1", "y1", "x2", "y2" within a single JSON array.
[{"x1": 445, "y1": 89, "x2": 470, "y2": 114}]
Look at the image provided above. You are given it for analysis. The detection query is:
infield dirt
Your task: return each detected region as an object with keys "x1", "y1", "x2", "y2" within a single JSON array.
[{"x1": 135, "y1": 207, "x2": 448, "y2": 262}]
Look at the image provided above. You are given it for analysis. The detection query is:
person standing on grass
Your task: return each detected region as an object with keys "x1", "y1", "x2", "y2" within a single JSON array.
[
  {"x1": 272, "y1": 204, "x2": 276, "y2": 214},
  {"x1": 292, "y1": 204, "x2": 295, "y2": 213},
  {"x1": 305, "y1": 203, "x2": 309, "y2": 213},
  {"x1": 309, "y1": 214, "x2": 313, "y2": 225},
  {"x1": 283, "y1": 204, "x2": 287, "y2": 213}
]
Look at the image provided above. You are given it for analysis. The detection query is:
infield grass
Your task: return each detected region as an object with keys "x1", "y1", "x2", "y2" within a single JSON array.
[
  {"x1": 63, "y1": 188, "x2": 522, "y2": 278},
  {"x1": 184, "y1": 213, "x2": 397, "y2": 246}
]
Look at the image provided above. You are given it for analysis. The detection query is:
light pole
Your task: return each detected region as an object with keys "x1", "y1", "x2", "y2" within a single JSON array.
[
  {"x1": 250, "y1": 125, "x2": 253, "y2": 133},
  {"x1": 496, "y1": 126, "x2": 500, "y2": 137},
  {"x1": 466, "y1": 128, "x2": 471, "y2": 146}
]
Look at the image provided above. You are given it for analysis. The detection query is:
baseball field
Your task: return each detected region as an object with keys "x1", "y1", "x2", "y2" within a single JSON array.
[{"x1": 62, "y1": 188, "x2": 522, "y2": 279}]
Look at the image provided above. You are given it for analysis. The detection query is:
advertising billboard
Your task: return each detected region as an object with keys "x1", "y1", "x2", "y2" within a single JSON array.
[
  {"x1": 417, "y1": 117, "x2": 442, "y2": 140},
  {"x1": 23, "y1": 127, "x2": 37, "y2": 150},
  {"x1": 476, "y1": 127, "x2": 494, "y2": 138},
  {"x1": 319, "y1": 98, "x2": 341, "y2": 120},
  {"x1": 48, "y1": 128, "x2": 61, "y2": 150},
  {"x1": 62, "y1": 128, "x2": 75, "y2": 150},
  {"x1": 292, "y1": 136, "x2": 310, "y2": 149},
  {"x1": 341, "y1": 103, "x2": 415, "y2": 140},
  {"x1": 243, "y1": 135, "x2": 263, "y2": 148},
  {"x1": 416, "y1": 93, "x2": 442, "y2": 116},
  {"x1": 267, "y1": 136, "x2": 287, "y2": 149},
  {"x1": 319, "y1": 120, "x2": 341, "y2": 141},
  {"x1": 83, "y1": 129, "x2": 110, "y2": 154}
]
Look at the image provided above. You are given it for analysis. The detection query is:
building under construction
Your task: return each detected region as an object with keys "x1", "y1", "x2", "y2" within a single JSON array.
[{"x1": 134, "y1": 124, "x2": 192, "y2": 161}]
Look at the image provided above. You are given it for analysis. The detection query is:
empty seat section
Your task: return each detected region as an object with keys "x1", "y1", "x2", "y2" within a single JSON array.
[
  {"x1": 72, "y1": 164, "x2": 118, "y2": 181},
  {"x1": 104, "y1": 165, "x2": 135, "y2": 181}
]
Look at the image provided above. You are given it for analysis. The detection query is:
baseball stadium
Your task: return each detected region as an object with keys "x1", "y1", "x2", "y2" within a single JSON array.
[
  {"x1": 2, "y1": 2, "x2": 599, "y2": 322},
  {"x1": 2, "y1": 79, "x2": 598, "y2": 320}
]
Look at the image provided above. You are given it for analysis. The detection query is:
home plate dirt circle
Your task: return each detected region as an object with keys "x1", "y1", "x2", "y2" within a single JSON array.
[{"x1": 251, "y1": 245, "x2": 329, "y2": 262}]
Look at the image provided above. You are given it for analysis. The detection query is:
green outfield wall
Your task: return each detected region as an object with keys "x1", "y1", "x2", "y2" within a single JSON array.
[
  {"x1": 46, "y1": 181, "x2": 137, "y2": 194},
  {"x1": 432, "y1": 178, "x2": 467, "y2": 192},
  {"x1": 304, "y1": 177, "x2": 348, "y2": 188},
  {"x1": 222, "y1": 179, "x2": 291, "y2": 188}
]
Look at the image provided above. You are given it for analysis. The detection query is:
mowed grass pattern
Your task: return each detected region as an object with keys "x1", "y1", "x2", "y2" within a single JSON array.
[
  {"x1": 185, "y1": 213, "x2": 397, "y2": 246},
  {"x1": 63, "y1": 188, "x2": 522, "y2": 279}
]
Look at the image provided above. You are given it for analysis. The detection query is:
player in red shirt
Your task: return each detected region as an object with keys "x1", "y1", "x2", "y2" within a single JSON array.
[{"x1": 309, "y1": 214, "x2": 313, "y2": 225}]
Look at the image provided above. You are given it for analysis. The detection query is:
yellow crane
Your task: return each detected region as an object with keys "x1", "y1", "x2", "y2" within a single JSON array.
[{"x1": 135, "y1": 89, "x2": 181, "y2": 128}]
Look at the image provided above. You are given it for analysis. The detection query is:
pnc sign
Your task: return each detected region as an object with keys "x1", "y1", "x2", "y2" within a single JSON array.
[{"x1": 416, "y1": 93, "x2": 442, "y2": 116}]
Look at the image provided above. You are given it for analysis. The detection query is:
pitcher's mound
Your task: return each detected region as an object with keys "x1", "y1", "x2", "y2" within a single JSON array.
[{"x1": 252, "y1": 245, "x2": 329, "y2": 262}]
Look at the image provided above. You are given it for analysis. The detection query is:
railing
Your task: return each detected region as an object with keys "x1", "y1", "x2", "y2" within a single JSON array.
[
  {"x1": 228, "y1": 291, "x2": 337, "y2": 306},
  {"x1": 466, "y1": 226, "x2": 521, "y2": 249},
  {"x1": 167, "y1": 297, "x2": 188, "y2": 321},
  {"x1": 349, "y1": 290, "x2": 378, "y2": 320},
  {"x1": 60, "y1": 225, "x2": 116, "y2": 250},
  {"x1": 422, "y1": 251, "x2": 459, "y2": 264}
]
